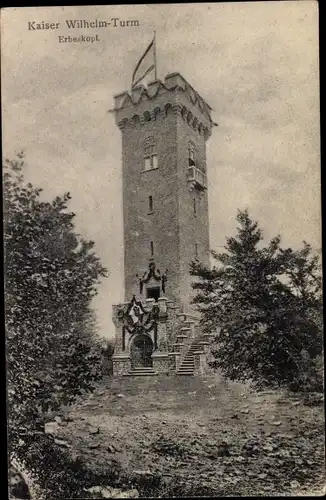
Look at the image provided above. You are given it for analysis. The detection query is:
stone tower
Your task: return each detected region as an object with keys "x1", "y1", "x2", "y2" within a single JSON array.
[{"x1": 113, "y1": 73, "x2": 214, "y2": 313}]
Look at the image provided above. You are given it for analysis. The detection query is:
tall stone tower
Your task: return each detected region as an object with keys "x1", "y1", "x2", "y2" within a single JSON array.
[{"x1": 113, "y1": 73, "x2": 214, "y2": 313}]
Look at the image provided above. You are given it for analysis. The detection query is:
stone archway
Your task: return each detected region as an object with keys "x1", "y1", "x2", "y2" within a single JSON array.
[{"x1": 131, "y1": 334, "x2": 153, "y2": 368}]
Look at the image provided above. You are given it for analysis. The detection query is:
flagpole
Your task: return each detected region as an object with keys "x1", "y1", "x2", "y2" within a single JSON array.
[{"x1": 153, "y1": 30, "x2": 157, "y2": 81}]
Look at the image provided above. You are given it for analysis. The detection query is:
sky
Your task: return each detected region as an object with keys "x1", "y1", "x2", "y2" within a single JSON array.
[{"x1": 1, "y1": 2, "x2": 320, "y2": 340}]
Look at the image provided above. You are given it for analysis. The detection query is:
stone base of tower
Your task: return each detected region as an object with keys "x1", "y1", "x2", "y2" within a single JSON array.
[
  {"x1": 111, "y1": 295, "x2": 215, "y2": 376},
  {"x1": 111, "y1": 354, "x2": 131, "y2": 376}
]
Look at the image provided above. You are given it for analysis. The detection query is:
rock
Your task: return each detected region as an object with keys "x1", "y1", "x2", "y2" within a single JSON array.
[
  {"x1": 231, "y1": 414, "x2": 239, "y2": 420},
  {"x1": 209, "y1": 396, "x2": 216, "y2": 401},
  {"x1": 117, "y1": 393, "x2": 126, "y2": 398},
  {"x1": 240, "y1": 408, "x2": 249, "y2": 414},
  {"x1": 90, "y1": 427, "x2": 100, "y2": 435},
  {"x1": 53, "y1": 438, "x2": 71, "y2": 448},
  {"x1": 132, "y1": 469, "x2": 153, "y2": 476},
  {"x1": 117, "y1": 489, "x2": 139, "y2": 498},
  {"x1": 86, "y1": 486, "x2": 139, "y2": 498},
  {"x1": 44, "y1": 421, "x2": 60, "y2": 435},
  {"x1": 272, "y1": 421, "x2": 282, "y2": 426},
  {"x1": 54, "y1": 416, "x2": 62, "y2": 423},
  {"x1": 107, "y1": 444, "x2": 117, "y2": 453},
  {"x1": 89, "y1": 443, "x2": 100, "y2": 449},
  {"x1": 290, "y1": 480, "x2": 301, "y2": 489}
]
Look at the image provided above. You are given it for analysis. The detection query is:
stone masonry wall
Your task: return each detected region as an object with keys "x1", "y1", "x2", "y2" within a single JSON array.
[
  {"x1": 114, "y1": 74, "x2": 213, "y2": 312},
  {"x1": 121, "y1": 108, "x2": 181, "y2": 304}
]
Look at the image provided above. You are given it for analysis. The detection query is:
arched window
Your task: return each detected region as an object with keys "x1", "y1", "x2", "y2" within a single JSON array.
[
  {"x1": 144, "y1": 111, "x2": 151, "y2": 122},
  {"x1": 132, "y1": 115, "x2": 140, "y2": 127},
  {"x1": 143, "y1": 136, "x2": 158, "y2": 171},
  {"x1": 154, "y1": 107, "x2": 161, "y2": 120}
]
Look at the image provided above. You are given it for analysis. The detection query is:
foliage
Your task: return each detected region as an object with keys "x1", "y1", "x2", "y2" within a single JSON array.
[
  {"x1": 12, "y1": 432, "x2": 114, "y2": 500},
  {"x1": 98, "y1": 337, "x2": 115, "y2": 376},
  {"x1": 4, "y1": 153, "x2": 107, "y2": 462},
  {"x1": 191, "y1": 209, "x2": 323, "y2": 390}
]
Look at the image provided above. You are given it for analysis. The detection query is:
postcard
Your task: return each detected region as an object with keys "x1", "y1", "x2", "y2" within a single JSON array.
[{"x1": 2, "y1": 3, "x2": 324, "y2": 499}]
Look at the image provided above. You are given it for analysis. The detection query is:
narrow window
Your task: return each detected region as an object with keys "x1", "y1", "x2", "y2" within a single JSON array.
[
  {"x1": 193, "y1": 198, "x2": 197, "y2": 216},
  {"x1": 150, "y1": 241, "x2": 154, "y2": 256},
  {"x1": 188, "y1": 144, "x2": 196, "y2": 167},
  {"x1": 195, "y1": 243, "x2": 198, "y2": 258},
  {"x1": 151, "y1": 154, "x2": 158, "y2": 169},
  {"x1": 149, "y1": 195, "x2": 153, "y2": 213},
  {"x1": 144, "y1": 137, "x2": 158, "y2": 171},
  {"x1": 145, "y1": 157, "x2": 152, "y2": 171}
]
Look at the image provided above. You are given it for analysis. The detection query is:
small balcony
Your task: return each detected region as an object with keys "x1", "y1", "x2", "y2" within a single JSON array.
[{"x1": 187, "y1": 166, "x2": 207, "y2": 190}]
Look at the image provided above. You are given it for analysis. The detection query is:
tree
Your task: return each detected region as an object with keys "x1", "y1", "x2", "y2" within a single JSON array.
[
  {"x1": 191, "y1": 209, "x2": 323, "y2": 390},
  {"x1": 4, "y1": 153, "x2": 108, "y2": 461}
]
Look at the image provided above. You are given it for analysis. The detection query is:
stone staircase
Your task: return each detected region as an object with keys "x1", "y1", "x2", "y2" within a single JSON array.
[
  {"x1": 176, "y1": 337, "x2": 206, "y2": 376},
  {"x1": 121, "y1": 311, "x2": 212, "y2": 377},
  {"x1": 124, "y1": 366, "x2": 157, "y2": 377}
]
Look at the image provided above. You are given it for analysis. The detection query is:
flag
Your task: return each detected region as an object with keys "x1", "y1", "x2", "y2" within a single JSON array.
[{"x1": 132, "y1": 35, "x2": 156, "y2": 88}]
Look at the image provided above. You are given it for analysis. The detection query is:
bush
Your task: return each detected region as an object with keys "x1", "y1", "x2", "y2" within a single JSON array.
[{"x1": 5, "y1": 154, "x2": 108, "y2": 492}]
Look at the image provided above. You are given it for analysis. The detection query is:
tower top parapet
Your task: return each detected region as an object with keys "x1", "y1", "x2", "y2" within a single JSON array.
[{"x1": 112, "y1": 73, "x2": 216, "y2": 139}]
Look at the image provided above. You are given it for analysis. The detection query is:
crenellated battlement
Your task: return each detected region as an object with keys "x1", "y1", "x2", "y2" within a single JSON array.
[{"x1": 112, "y1": 73, "x2": 215, "y2": 140}]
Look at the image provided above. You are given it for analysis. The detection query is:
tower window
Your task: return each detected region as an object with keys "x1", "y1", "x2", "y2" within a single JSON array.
[
  {"x1": 148, "y1": 195, "x2": 153, "y2": 213},
  {"x1": 193, "y1": 198, "x2": 197, "y2": 216},
  {"x1": 150, "y1": 241, "x2": 154, "y2": 256},
  {"x1": 195, "y1": 243, "x2": 198, "y2": 258},
  {"x1": 144, "y1": 137, "x2": 158, "y2": 171},
  {"x1": 188, "y1": 143, "x2": 196, "y2": 167}
]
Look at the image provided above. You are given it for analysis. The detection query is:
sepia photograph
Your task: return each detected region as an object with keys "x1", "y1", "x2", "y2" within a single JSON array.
[{"x1": 2, "y1": 2, "x2": 324, "y2": 498}]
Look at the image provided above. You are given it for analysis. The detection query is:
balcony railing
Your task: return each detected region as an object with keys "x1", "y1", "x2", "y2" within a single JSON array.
[{"x1": 187, "y1": 166, "x2": 207, "y2": 190}]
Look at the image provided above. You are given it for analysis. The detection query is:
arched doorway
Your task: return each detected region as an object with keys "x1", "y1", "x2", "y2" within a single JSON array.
[{"x1": 131, "y1": 334, "x2": 153, "y2": 368}]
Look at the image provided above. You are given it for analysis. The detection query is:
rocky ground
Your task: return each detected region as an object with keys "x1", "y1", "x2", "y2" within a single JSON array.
[{"x1": 51, "y1": 373, "x2": 325, "y2": 497}]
